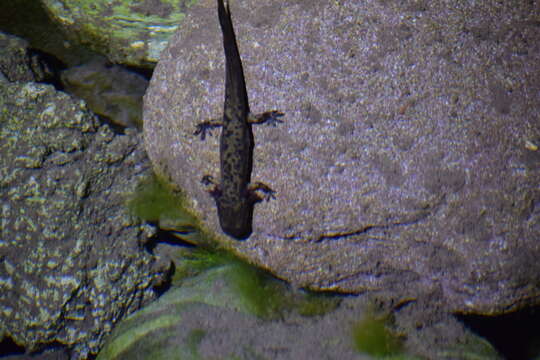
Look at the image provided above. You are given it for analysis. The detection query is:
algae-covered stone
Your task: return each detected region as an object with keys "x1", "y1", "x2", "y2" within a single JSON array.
[
  {"x1": 143, "y1": 0, "x2": 540, "y2": 315},
  {"x1": 97, "y1": 261, "x2": 360, "y2": 360},
  {"x1": 97, "y1": 250, "x2": 502, "y2": 360},
  {"x1": 0, "y1": 81, "x2": 168, "y2": 358},
  {"x1": 0, "y1": 0, "x2": 96, "y2": 67},
  {"x1": 40, "y1": 0, "x2": 196, "y2": 67}
]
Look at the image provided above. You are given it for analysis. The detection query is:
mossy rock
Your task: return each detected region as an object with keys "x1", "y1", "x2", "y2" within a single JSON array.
[
  {"x1": 41, "y1": 0, "x2": 196, "y2": 67},
  {"x1": 97, "y1": 253, "x2": 346, "y2": 360}
]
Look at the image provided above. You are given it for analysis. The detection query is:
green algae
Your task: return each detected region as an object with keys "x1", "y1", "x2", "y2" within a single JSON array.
[
  {"x1": 173, "y1": 246, "x2": 341, "y2": 319},
  {"x1": 172, "y1": 246, "x2": 290, "y2": 318},
  {"x1": 228, "y1": 261, "x2": 337, "y2": 319},
  {"x1": 352, "y1": 311, "x2": 404, "y2": 358},
  {"x1": 185, "y1": 329, "x2": 206, "y2": 356},
  {"x1": 294, "y1": 291, "x2": 342, "y2": 317},
  {"x1": 227, "y1": 260, "x2": 289, "y2": 319},
  {"x1": 97, "y1": 313, "x2": 182, "y2": 360},
  {"x1": 126, "y1": 173, "x2": 199, "y2": 233},
  {"x1": 173, "y1": 247, "x2": 234, "y2": 280},
  {"x1": 126, "y1": 172, "x2": 227, "y2": 252},
  {"x1": 126, "y1": 173, "x2": 180, "y2": 221}
]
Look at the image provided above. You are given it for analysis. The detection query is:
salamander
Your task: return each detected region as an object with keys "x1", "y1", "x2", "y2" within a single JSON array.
[{"x1": 194, "y1": 0, "x2": 283, "y2": 239}]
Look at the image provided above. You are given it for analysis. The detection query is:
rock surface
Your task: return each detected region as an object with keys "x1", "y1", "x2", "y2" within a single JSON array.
[
  {"x1": 0, "y1": 79, "x2": 167, "y2": 358},
  {"x1": 143, "y1": 0, "x2": 540, "y2": 314},
  {"x1": 0, "y1": 32, "x2": 54, "y2": 83},
  {"x1": 97, "y1": 258, "x2": 502, "y2": 360},
  {"x1": 40, "y1": 0, "x2": 194, "y2": 67},
  {"x1": 0, "y1": 0, "x2": 95, "y2": 67},
  {"x1": 61, "y1": 58, "x2": 148, "y2": 128}
]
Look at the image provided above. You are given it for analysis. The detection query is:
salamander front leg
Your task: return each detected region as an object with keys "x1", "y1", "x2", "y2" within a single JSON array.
[
  {"x1": 248, "y1": 181, "x2": 276, "y2": 202},
  {"x1": 248, "y1": 111, "x2": 284, "y2": 127},
  {"x1": 194, "y1": 119, "x2": 222, "y2": 140}
]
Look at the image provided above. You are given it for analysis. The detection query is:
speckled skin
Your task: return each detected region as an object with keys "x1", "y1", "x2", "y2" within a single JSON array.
[
  {"x1": 215, "y1": 0, "x2": 256, "y2": 239},
  {"x1": 196, "y1": 0, "x2": 281, "y2": 239}
]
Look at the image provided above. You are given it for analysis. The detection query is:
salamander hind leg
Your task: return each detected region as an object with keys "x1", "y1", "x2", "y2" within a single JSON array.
[
  {"x1": 201, "y1": 175, "x2": 222, "y2": 199},
  {"x1": 248, "y1": 181, "x2": 276, "y2": 202},
  {"x1": 248, "y1": 111, "x2": 284, "y2": 127}
]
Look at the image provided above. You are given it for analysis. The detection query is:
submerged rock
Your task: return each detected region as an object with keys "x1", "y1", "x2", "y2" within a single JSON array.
[
  {"x1": 143, "y1": 0, "x2": 540, "y2": 315},
  {"x1": 40, "y1": 0, "x2": 194, "y2": 67},
  {"x1": 97, "y1": 249, "x2": 502, "y2": 360},
  {"x1": 61, "y1": 58, "x2": 148, "y2": 128},
  {"x1": 0, "y1": 80, "x2": 168, "y2": 358}
]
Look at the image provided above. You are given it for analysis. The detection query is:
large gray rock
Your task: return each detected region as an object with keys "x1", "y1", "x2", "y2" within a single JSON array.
[
  {"x1": 0, "y1": 81, "x2": 167, "y2": 358},
  {"x1": 143, "y1": 0, "x2": 540, "y2": 314}
]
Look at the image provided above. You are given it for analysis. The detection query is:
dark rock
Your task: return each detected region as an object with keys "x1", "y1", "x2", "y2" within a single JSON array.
[
  {"x1": 0, "y1": 31, "x2": 66, "y2": 86},
  {"x1": 0, "y1": 80, "x2": 169, "y2": 359},
  {"x1": 61, "y1": 58, "x2": 148, "y2": 128},
  {"x1": 0, "y1": 32, "x2": 39, "y2": 82}
]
